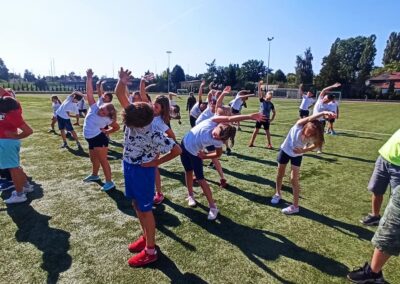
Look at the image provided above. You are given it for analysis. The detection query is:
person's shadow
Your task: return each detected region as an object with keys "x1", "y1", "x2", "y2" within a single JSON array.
[
  {"x1": 165, "y1": 200, "x2": 348, "y2": 283},
  {"x1": 1, "y1": 181, "x2": 72, "y2": 284}
]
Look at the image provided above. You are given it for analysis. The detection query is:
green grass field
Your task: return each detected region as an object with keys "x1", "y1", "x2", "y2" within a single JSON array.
[{"x1": 1, "y1": 94, "x2": 400, "y2": 283}]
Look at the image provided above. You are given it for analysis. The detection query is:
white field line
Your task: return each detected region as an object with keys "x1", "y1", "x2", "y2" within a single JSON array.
[{"x1": 271, "y1": 121, "x2": 393, "y2": 136}]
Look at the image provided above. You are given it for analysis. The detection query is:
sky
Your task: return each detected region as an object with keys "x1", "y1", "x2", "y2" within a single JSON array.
[{"x1": 1, "y1": 0, "x2": 399, "y2": 78}]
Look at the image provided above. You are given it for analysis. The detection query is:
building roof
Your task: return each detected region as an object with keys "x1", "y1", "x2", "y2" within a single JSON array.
[{"x1": 369, "y1": 72, "x2": 400, "y2": 82}]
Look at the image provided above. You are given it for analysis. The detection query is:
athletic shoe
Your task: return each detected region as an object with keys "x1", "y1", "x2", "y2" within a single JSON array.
[
  {"x1": 267, "y1": 144, "x2": 273, "y2": 149},
  {"x1": 4, "y1": 191, "x2": 27, "y2": 204},
  {"x1": 316, "y1": 150, "x2": 322, "y2": 154},
  {"x1": 23, "y1": 183, "x2": 35, "y2": 193},
  {"x1": 326, "y1": 130, "x2": 331, "y2": 134},
  {"x1": 60, "y1": 142, "x2": 68, "y2": 148},
  {"x1": 48, "y1": 129, "x2": 55, "y2": 133},
  {"x1": 208, "y1": 207, "x2": 219, "y2": 220},
  {"x1": 128, "y1": 236, "x2": 146, "y2": 253},
  {"x1": 73, "y1": 122, "x2": 80, "y2": 126},
  {"x1": 347, "y1": 262, "x2": 384, "y2": 284},
  {"x1": 0, "y1": 180, "x2": 15, "y2": 191},
  {"x1": 128, "y1": 249, "x2": 158, "y2": 267},
  {"x1": 360, "y1": 214, "x2": 381, "y2": 226},
  {"x1": 187, "y1": 195, "x2": 196, "y2": 207},
  {"x1": 219, "y1": 178, "x2": 228, "y2": 188},
  {"x1": 282, "y1": 205, "x2": 299, "y2": 215},
  {"x1": 153, "y1": 193, "x2": 164, "y2": 205},
  {"x1": 270, "y1": 194, "x2": 281, "y2": 204},
  {"x1": 331, "y1": 130, "x2": 337, "y2": 135},
  {"x1": 101, "y1": 181, "x2": 115, "y2": 191},
  {"x1": 226, "y1": 148, "x2": 232, "y2": 155},
  {"x1": 83, "y1": 175, "x2": 101, "y2": 182},
  {"x1": 248, "y1": 144, "x2": 255, "y2": 147}
]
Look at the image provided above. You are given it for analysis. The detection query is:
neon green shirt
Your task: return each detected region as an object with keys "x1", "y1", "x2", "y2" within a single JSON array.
[{"x1": 379, "y1": 129, "x2": 400, "y2": 166}]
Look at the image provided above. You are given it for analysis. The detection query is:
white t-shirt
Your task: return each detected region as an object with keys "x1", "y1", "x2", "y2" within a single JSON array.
[
  {"x1": 190, "y1": 102, "x2": 202, "y2": 118},
  {"x1": 230, "y1": 96, "x2": 243, "y2": 111},
  {"x1": 327, "y1": 101, "x2": 338, "y2": 113},
  {"x1": 56, "y1": 96, "x2": 79, "y2": 119},
  {"x1": 195, "y1": 105, "x2": 214, "y2": 125},
  {"x1": 97, "y1": 96, "x2": 104, "y2": 106},
  {"x1": 78, "y1": 99, "x2": 87, "y2": 110},
  {"x1": 83, "y1": 104, "x2": 113, "y2": 139},
  {"x1": 313, "y1": 96, "x2": 331, "y2": 120},
  {"x1": 299, "y1": 95, "x2": 315, "y2": 110},
  {"x1": 280, "y1": 124, "x2": 307, "y2": 157},
  {"x1": 183, "y1": 118, "x2": 223, "y2": 156},
  {"x1": 52, "y1": 102, "x2": 61, "y2": 115},
  {"x1": 152, "y1": 116, "x2": 169, "y2": 133}
]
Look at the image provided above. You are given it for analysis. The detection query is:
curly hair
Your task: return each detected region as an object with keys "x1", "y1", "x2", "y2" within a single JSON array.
[{"x1": 123, "y1": 102, "x2": 154, "y2": 128}]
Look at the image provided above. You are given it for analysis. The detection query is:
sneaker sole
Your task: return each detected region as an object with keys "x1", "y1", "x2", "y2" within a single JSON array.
[
  {"x1": 128, "y1": 256, "x2": 158, "y2": 267},
  {"x1": 360, "y1": 220, "x2": 380, "y2": 226}
]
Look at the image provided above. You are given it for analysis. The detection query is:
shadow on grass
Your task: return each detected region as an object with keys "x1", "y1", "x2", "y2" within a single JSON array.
[
  {"x1": 108, "y1": 139, "x2": 124, "y2": 148},
  {"x1": 66, "y1": 146, "x2": 89, "y2": 158},
  {"x1": 338, "y1": 132, "x2": 382, "y2": 141},
  {"x1": 1, "y1": 181, "x2": 72, "y2": 284},
  {"x1": 304, "y1": 153, "x2": 338, "y2": 163},
  {"x1": 105, "y1": 188, "x2": 136, "y2": 217},
  {"x1": 321, "y1": 151, "x2": 376, "y2": 164},
  {"x1": 107, "y1": 148, "x2": 123, "y2": 160},
  {"x1": 165, "y1": 200, "x2": 348, "y2": 283},
  {"x1": 229, "y1": 152, "x2": 277, "y2": 167},
  {"x1": 159, "y1": 168, "x2": 186, "y2": 186}
]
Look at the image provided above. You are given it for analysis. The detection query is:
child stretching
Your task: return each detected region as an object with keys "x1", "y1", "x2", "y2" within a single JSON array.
[
  {"x1": 248, "y1": 80, "x2": 276, "y2": 149},
  {"x1": 271, "y1": 111, "x2": 336, "y2": 214},
  {"x1": 326, "y1": 98, "x2": 339, "y2": 135},
  {"x1": 189, "y1": 80, "x2": 208, "y2": 127},
  {"x1": 181, "y1": 112, "x2": 265, "y2": 220},
  {"x1": 49, "y1": 95, "x2": 62, "y2": 133},
  {"x1": 115, "y1": 68, "x2": 181, "y2": 267},
  {"x1": 55, "y1": 91, "x2": 84, "y2": 149},
  {"x1": 83, "y1": 69, "x2": 120, "y2": 191}
]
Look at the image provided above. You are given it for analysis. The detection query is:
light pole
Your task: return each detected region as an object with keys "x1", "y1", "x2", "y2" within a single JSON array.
[
  {"x1": 166, "y1": 51, "x2": 172, "y2": 93},
  {"x1": 266, "y1": 37, "x2": 274, "y2": 91}
]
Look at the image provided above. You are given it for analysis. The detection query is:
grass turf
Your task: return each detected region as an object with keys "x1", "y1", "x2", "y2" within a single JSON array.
[{"x1": 1, "y1": 94, "x2": 399, "y2": 283}]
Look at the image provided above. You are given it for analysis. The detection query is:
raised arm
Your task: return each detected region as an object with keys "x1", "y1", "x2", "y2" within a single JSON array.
[
  {"x1": 212, "y1": 112, "x2": 265, "y2": 123},
  {"x1": 96, "y1": 80, "x2": 103, "y2": 99},
  {"x1": 86, "y1": 69, "x2": 96, "y2": 106},
  {"x1": 115, "y1": 67, "x2": 132, "y2": 109},
  {"x1": 298, "y1": 83, "x2": 304, "y2": 97},
  {"x1": 319, "y1": 82, "x2": 341, "y2": 98},
  {"x1": 236, "y1": 90, "x2": 251, "y2": 97},
  {"x1": 216, "y1": 86, "x2": 231, "y2": 108},
  {"x1": 297, "y1": 111, "x2": 336, "y2": 126},
  {"x1": 139, "y1": 73, "x2": 154, "y2": 103},
  {"x1": 198, "y1": 80, "x2": 206, "y2": 103},
  {"x1": 145, "y1": 83, "x2": 156, "y2": 91},
  {"x1": 258, "y1": 81, "x2": 263, "y2": 99}
]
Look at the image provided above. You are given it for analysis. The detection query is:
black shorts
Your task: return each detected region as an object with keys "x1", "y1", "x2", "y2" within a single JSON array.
[
  {"x1": 189, "y1": 115, "x2": 197, "y2": 127},
  {"x1": 255, "y1": 120, "x2": 270, "y2": 130},
  {"x1": 299, "y1": 109, "x2": 309, "y2": 118},
  {"x1": 328, "y1": 118, "x2": 336, "y2": 123},
  {"x1": 277, "y1": 149, "x2": 303, "y2": 167},
  {"x1": 57, "y1": 116, "x2": 74, "y2": 131},
  {"x1": 85, "y1": 132, "x2": 109, "y2": 150},
  {"x1": 231, "y1": 108, "x2": 240, "y2": 114},
  {"x1": 79, "y1": 109, "x2": 88, "y2": 117},
  {"x1": 180, "y1": 141, "x2": 204, "y2": 180}
]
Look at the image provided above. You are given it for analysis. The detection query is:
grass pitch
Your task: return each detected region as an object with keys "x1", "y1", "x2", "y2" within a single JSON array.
[{"x1": 1, "y1": 94, "x2": 399, "y2": 283}]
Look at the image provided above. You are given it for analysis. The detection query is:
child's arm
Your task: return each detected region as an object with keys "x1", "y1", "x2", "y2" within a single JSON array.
[
  {"x1": 165, "y1": 128, "x2": 177, "y2": 142},
  {"x1": 115, "y1": 67, "x2": 132, "y2": 109},
  {"x1": 101, "y1": 121, "x2": 120, "y2": 135},
  {"x1": 319, "y1": 82, "x2": 341, "y2": 98},
  {"x1": 85, "y1": 69, "x2": 96, "y2": 106},
  {"x1": 198, "y1": 148, "x2": 223, "y2": 160},
  {"x1": 270, "y1": 108, "x2": 276, "y2": 122},
  {"x1": 296, "y1": 111, "x2": 336, "y2": 126},
  {"x1": 212, "y1": 112, "x2": 265, "y2": 123},
  {"x1": 141, "y1": 144, "x2": 182, "y2": 167},
  {"x1": 216, "y1": 86, "x2": 231, "y2": 108},
  {"x1": 4, "y1": 122, "x2": 33, "y2": 139},
  {"x1": 198, "y1": 80, "x2": 206, "y2": 103},
  {"x1": 294, "y1": 143, "x2": 318, "y2": 154},
  {"x1": 336, "y1": 104, "x2": 339, "y2": 119},
  {"x1": 258, "y1": 81, "x2": 263, "y2": 99},
  {"x1": 96, "y1": 80, "x2": 104, "y2": 99},
  {"x1": 145, "y1": 83, "x2": 156, "y2": 91},
  {"x1": 298, "y1": 83, "x2": 304, "y2": 97}
]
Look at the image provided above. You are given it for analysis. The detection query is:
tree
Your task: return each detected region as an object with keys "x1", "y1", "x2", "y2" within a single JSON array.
[
  {"x1": 316, "y1": 39, "x2": 342, "y2": 89},
  {"x1": 240, "y1": 59, "x2": 266, "y2": 83},
  {"x1": 224, "y1": 64, "x2": 240, "y2": 88},
  {"x1": 382, "y1": 32, "x2": 400, "y2": 65},
  {"x1": 0, "y1": 58, "x2": 9, "y2": 81},
  {"x1": 24, "y1": 69, "x2": 36, "y2": 82},
  {"x1": 286, "y1": 73, "x2": 296, "y2": 85},
  {"x1": 371, "y1": 61, "x2": 400, "y2": 76},
  {"x1": 170, "y1": 65, "x2": 185, "y2": 89},
  {"x1": 356, "y1": 35, "x2": 377, "y2": 96},
  {"x1": 274, "y1": 69, "x2": 287, "y2": 83},
  {"x1": 35, "y1": 78, "x2": 48, "y2": 91},
  {"x1": 295, "y1": 48, "x2": 314, "y2": 85}
]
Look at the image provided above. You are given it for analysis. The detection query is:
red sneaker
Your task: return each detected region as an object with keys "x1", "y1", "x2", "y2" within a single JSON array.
[
  {"x1": 153, "y1": 193, "x2": 164, "y2": 205},
  {"x1": 219, "y1": 178, "x2": 228, "y2": 188},
  {"x1": 128, "y1": 236, "x2": 146, "y2": 253},
  {"x1": 128, "y1": 249, "x2": 158, "y2": 267}
]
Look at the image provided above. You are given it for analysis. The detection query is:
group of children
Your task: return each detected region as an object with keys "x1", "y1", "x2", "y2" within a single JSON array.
[{"x1": 0, "y1": 73, "x2": 341, "y2": 268}]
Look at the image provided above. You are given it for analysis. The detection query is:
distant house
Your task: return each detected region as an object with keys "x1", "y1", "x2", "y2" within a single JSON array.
[
  {"x1": 366, "y1": 72, "x2": 400, "y2": 93},
  {"x1": 180, "y1": 80, "x2": 202, "y2": 92}
]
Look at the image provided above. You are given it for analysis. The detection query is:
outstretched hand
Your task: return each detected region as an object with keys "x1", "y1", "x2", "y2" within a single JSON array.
[
  {"x1": 323, "y1": 111, "x2": 337, "y2": 120},
  {"x1": 86, "y1": 69, "x2": 94, "y2": 79},
  {"x1": 223, "y1": 86, "x2": 231, "y2": 93},
  {"x1": 142, "y1": 73, "x2": 155, "y2": 82},
  {"x1": 251, "y1": 113, "x2": 266, "y2": 122},
  {"x1": 119, "y1": 67, "x2": 132, "y2": 85},
  {"x1": 332, "y1": 82, "x2": 341, "y2": 88}
]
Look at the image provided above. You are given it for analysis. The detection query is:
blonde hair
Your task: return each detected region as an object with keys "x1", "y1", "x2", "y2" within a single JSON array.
[
  {"x1": 303, "y1": 121, "x2": 324, "y2": 148},
  {"x1": 102, "y1": 103, "x2": 117, "y2": 121},
  {"x1": 265, "y1": 91, "x2": 273, "y2": 101}
]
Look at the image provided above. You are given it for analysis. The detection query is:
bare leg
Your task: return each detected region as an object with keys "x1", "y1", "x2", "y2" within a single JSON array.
[
  {"x1": 265, "y1": 129, "x2": 272, "y2": 146},
  {"x1": 70, "y1": 130, "x2": 80, "y2": 144},
  {"x1": 95, "y1": 147, "x2": 112, "y2": 182},
  {"x1": 185, "y1": 170, "x2": 194, "y2": 196},
  {"x1": 155, "y1": 167, "x2": 162, "y2": 194},
  {"x1": 372, "y1": 194, "x2": 384, "y2": 216},
  {"x1": 9, "y1": 167, "x2": 27, "y2": 194},
  {"x1": 275, "y1": 163, "x2": 287, "y2": 196},
  {"x1": 290, "y1": 165, "x2": 301, "y2": 207},
  {"x1": 370, "y1": 248, "x2": 390, "y2": 273},
  {"x1": 60, "y1": 129, "x2": 67, "y2": 143},
  {"x1": 136, "y1": 210, "x2": 156, "y2": 248},
  {"x1": 249, "y1": 128, "x2": 259, "y2": 146},
  {"x1": 89, "y1": 149, "x2": 100, "y2": 176},
  {"x1": 197, "y1": 179, "x2": 216, "y2": 207},
  {"x1": 212, "y1": 158, "x2": 225, "y2": 180}
]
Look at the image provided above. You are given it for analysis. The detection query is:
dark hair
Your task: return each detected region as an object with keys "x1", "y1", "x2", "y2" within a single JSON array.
[
  {"x1": 0, "y1": 97, "x2": 19, "y2": 113},
  {"x1": 51, "y1": 95, "x2": 62, "y2": 104},
  {"x1": 219, "y1": 124, "x2": 237, "y2": 142},
  {"x1": 104, "y1": 92, "x2": 113, "y2": 102},
  {"x1": 123, "y1": 102, "x2": 153, "y2": 128},
  {"x1": 73, "y1": 94, "x2": 83, "y2": 101},
  {"x1": 155, "y1": 95, "x2": 170, "y2": 124},
  {"x1": 327, "y1": 93, "x2": 335, "y2": 100}
]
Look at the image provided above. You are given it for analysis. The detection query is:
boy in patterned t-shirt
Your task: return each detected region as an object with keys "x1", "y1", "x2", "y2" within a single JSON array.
[{"x1": 115, "y1": 68, "x2": 182, "y2": 267}]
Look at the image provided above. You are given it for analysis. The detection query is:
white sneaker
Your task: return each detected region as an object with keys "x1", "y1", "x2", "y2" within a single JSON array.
[
  {"x1": 187, "y1": 195, "x2": 196, "y2": 207},
  {"x1": 282, "y1": 205, "x2": 299, "y2": 215},
  {"x1": 316, "y1": 150, "x2": 322, "y2": 154},
  {"x1": 271, "y1": 194, "x2": 281, "y2": 204},
  {"x1": 207, "y1": 207, "x2": 219, "y2": 220},
  {"x1": 23, "y1": 183, "x2": 34, "y2": 193},
  {"x1": 4, "y1": 191, "x2": 27, "y2": 204}
]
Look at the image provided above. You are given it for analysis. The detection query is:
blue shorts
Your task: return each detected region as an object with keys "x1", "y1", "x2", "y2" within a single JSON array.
[
  {"x1": 57, "y1": 116, "x2": 74, "y2": 131},
  {"x1": 123, "y1": 160, "x2": 155, "y2": 212},
  {"x1": 0, "y1": 139, "x2": 21, "y2": 169},
  {"x1": 277, "y1": 149, "x2": 303, "y2": 167},
  {"x1": 180, "y1": 141, "x2": 204, "y2": 180}
]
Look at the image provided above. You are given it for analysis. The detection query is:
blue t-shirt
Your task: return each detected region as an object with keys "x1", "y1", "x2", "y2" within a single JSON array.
[{"x1": 259, "y1": 99, "x2": 274, "y2": 118}]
